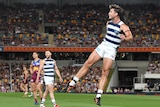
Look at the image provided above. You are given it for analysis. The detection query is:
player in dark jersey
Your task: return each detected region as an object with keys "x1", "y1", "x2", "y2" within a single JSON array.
[
  {"x1": 20, "y1": 66, "x2": 29, "y2": 97},
  {"x1": 30, "y1": 52, "x2": 43, "y2": 105}
]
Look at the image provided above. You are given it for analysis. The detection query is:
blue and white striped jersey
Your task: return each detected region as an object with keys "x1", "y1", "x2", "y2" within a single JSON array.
[
  {"x1": 43, "y1": 58, "x2": 55, "y2": 77},
  {"x1": 104, "y1": 21, "x2": 124, "y2": 48}
]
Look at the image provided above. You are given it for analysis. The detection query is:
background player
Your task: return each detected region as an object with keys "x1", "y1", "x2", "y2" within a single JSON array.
[
  {"x1": 30, "y1": 52, "x2": 43, "y2": 105},
  {"x1": 36, "y1": 51, "x2": 63, "y2": 107},
  {"x1": 20, "y1": 66, "x2": 29, "y2": 97}
]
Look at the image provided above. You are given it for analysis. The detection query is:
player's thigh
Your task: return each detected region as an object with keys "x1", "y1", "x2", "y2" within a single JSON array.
[
  {"x1": 103, "y1": 58, "x2": 113, "y2": 72},
  {"x1": 20, "y1": 83, "x2": 23, "y2": 87},
  {"x1": 47, "y1": 84, "x2": 54, "y2": 92},
  {"x1": 31, "y1": 82, "x2": 36, "y2": 90},
  {"x1": 25, "y1": 84, "x2": 28, "y2": 89},
  {"x1": 36, "y1": 83, "x2": 42, "y2": 90},
  {"x1": 86, "y1": 50, "x2": 101, "y2": 65}
]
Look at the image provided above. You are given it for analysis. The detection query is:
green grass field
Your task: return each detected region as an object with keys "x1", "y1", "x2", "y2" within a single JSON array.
[{"x1": 0, "y1": 92, "x2": 160, "y2": 107}]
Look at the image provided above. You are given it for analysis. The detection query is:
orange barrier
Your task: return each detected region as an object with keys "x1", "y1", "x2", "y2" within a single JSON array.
[
  {"x1": 3, "y1": 46, "x2": 160, "y2": 52},
  {"x1": 118, "y1": 47, "x2": 160, "y2": 52},
  {"x1": 3, "y1": 46, "x2": 94, "y2": 52}
]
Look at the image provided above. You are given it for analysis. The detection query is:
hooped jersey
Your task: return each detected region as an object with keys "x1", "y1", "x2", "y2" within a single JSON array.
[
  {"x1": 104, "y1": 20, "x2": 124, "y2": 49},
  {"x1": 43, "y1": 58, "x2": 55, "y2": 77}
]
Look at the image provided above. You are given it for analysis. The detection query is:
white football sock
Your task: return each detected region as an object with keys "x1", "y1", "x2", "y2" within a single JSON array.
[
  {"x1": 69, "y1": 76, "x2": 79, "y2": 86},
  {"x1": 96, "y1": 89, "x2": 103, "y2": 98}
]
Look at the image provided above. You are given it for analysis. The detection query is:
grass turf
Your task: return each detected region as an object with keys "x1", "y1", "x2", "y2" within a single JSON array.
[{"x1": 0, "y1": 92, "x2": 160, "y2": 107}]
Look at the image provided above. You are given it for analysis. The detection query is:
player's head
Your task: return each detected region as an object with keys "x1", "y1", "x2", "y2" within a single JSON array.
[
  {"x1": 108, "y1": 4, "x2": 123, "y2": 20},
  {"x1": 32, "y1": 52, "x2": 39, "y2": 59},
  {"x1": 45, "y1": 51, "x2": 52, "y2": 59}
]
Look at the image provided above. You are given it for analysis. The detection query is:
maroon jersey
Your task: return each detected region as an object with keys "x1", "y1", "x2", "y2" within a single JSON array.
[{"x1": 31, "y1": 59, "x2": 41, "y2": 83}]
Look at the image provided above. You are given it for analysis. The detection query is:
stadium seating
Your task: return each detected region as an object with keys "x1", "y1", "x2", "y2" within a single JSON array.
[{"x1": 0, "y1": 3, "x2": 159, "y2": 47}]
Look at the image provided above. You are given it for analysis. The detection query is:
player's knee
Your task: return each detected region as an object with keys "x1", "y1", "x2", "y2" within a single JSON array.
[
  {"x1": 84, "y1": 60, "x2": 93, "y2": 68},
  {"x1": 38, "y1": 88, "x2": 42, "y2": 92},
  {"x1": 101, "y1": 70, "x2": 109, "y2": 77},
  {"x1": 48, "y1": 89, "x2": 53, "y2": 93},
  {"x1": 32, "y1": 87, "x2": 36, "y2": 91}
]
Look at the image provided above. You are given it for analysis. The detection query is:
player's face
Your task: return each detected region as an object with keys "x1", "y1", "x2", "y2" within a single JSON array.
[
  {"x1": 32, "y1": 52, "x2": 38, "y2": 59},
  {"x1": 45, "y1": 51, "x2": 51, "y2": 59},
  {"x1": 108, "y1": 8, "x2": 118, "y2": 20}
]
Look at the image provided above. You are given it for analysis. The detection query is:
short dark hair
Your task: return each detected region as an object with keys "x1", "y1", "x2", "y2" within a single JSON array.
[
  {"x1": 109, "y1": 4, "x2": 124, "y2": 16},
  {"x1": 33, "y1": 52, "x2": 39, "y2": 56}
]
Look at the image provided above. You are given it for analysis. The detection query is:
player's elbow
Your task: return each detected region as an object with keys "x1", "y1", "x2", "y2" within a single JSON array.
[
  {"x1": 128, "y1": 35, "x2": 133, "y2": 41},
  {"x1": 125, "y1": 34, "x2": 133, "y2": 41}
]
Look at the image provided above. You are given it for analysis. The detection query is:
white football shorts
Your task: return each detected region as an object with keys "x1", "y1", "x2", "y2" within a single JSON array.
[
  {"x1": 44, "y1": 76, "x2": 54, "y2": 85},
  {"x1": 95, "y1": 42, "x2": 117, "y2": 60}
]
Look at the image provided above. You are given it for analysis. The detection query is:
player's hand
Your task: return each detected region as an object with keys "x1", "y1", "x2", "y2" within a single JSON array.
[
  {"x1": 120, "y1": 35, "x2": 126, "y2": 41},
  {"x1": 35, "y1": 79, "x2": 39, "y2": 84},
  {"x1": 59, "y1": 77, "x2": 63, "y2": 83}
]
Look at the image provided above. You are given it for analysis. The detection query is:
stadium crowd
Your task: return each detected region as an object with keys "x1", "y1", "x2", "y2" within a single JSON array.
[
  {"x1": 0, "y1": 62, "x2": 30, "y2": 92},
  {"x1": 146, "y1": 56, "x2": 160, "y2": 74},
  {"x1": 0, "y1": 62, "x2": 101, "y2": 93},
  {"x1": 0, "y1": 3, "x2": 159, "y2": 47},
  {"x1": 0, "y1": 61, "x2": 137, "y2": 93}
]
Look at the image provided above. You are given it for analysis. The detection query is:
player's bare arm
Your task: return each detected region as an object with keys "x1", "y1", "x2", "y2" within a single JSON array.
[
  {"x1": 24, "y1": 70, "x2": 28, "y2": 83},
  {"x1": 36, "y1": 59, "x2": 45, "y2": 84},
  {"x1": 30, "y1": 64, "x2": 34, "y2": 74},
  {"x1": 54, "y1": 60, "x2": 63, "y2": 82},
  {"x1": 120, "y1": 24, "x2": 133, "y2": 41}
]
